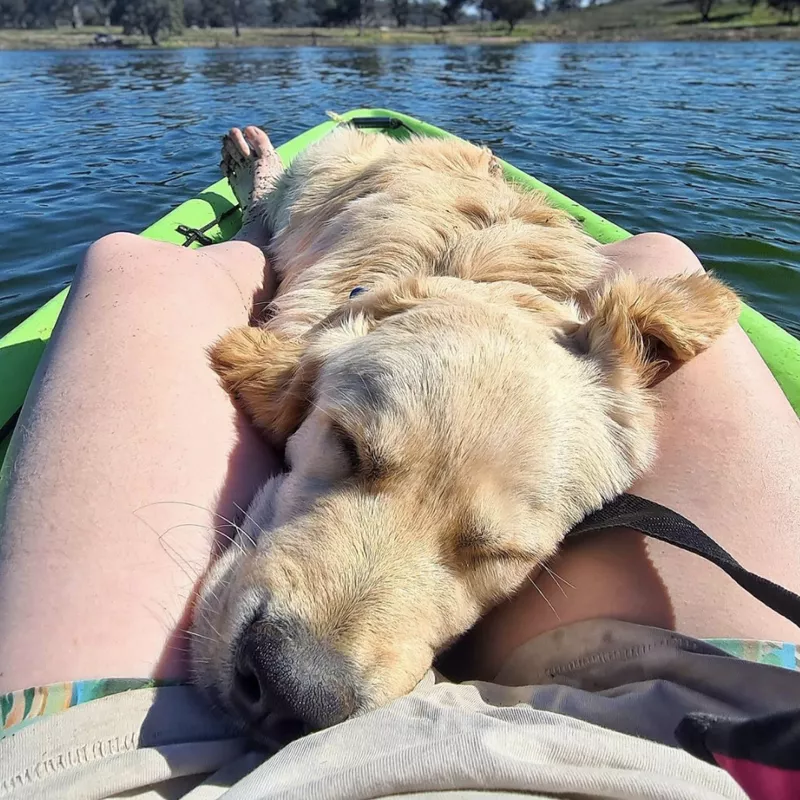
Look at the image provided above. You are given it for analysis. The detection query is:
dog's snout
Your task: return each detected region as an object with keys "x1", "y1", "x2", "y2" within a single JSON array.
[{"x1": 233, "y1": 616, "x2": 358, "y2": 731}]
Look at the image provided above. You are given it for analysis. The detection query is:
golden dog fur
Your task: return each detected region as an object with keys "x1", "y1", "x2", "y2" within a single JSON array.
[{"x1": 191, "y1": 126, "x2": 740, "y2": 736}]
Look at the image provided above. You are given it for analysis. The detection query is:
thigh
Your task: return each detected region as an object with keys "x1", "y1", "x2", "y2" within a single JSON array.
[
  {"x1": 0, "y1": 233, "x2": 278, "y2": 692},
  {"x1": 457, "y1": 233, "x2": 800, "y2": 679}
]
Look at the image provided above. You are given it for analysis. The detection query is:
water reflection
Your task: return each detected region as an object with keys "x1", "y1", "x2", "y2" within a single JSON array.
[
  {"x1": 116, "y1": 54, "x2": 192, "y2": 90},
  {"x1": 198, "y1": 50, "x2": 301, "y2": 88},
  {"x1": 318, "y1": 48, "x2": 385, "y2": 84},
  {"x1": 437, "y1": 45, "x2": 518, "y2": 91},
  {"x1": 42, "y1": 58, "x2": 113, "y2": 95}
]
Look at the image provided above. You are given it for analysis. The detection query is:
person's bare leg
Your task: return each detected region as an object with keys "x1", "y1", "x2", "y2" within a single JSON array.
[
  {"x1": 0, "y1": 126, "x2": 281, "y2": 692},
  {"x1": 460, "y1": 233, "x2": 800, "y2": 679}
]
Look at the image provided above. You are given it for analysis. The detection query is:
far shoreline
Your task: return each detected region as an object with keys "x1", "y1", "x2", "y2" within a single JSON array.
[{"x1": 2, "y1": 21, "x2": 799, "y2": 51}]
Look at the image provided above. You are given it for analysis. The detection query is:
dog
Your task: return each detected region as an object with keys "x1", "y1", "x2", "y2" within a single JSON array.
[{"x1": 190, "y1": 125, "x2": 740, "y2": 744}]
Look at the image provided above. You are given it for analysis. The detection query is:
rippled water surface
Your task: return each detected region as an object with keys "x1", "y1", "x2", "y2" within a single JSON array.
[{"x1": 1, "y1": 42, "x2": 798, "y2": 336}]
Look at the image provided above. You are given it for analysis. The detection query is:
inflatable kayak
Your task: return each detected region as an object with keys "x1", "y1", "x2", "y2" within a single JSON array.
[{"x1": 0, "y1": 108, "x2": 798, "y2": 470}]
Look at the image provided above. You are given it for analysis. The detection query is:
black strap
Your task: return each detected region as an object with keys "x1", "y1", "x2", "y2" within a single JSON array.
[
  {"x1": 349, "y1": 117, "x2": 413, "y2": 133},
  {"x1": 176, "y1": 224, "x2": 215, "y2": 247},
  {"x1": 176, "y1": 204, "x2": 241, "y2": 248},
  {"x1": 570, "y1": 494, "x2": 800, "y2": 629}
]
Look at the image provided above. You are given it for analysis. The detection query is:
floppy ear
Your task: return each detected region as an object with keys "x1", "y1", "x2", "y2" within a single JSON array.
[
  {"x1": 209, "y1": 283, "x2": 441, "y2": 443},
  {"x1": 209, "y1": 327, "x2": 314, "y2": 443},
  {"x1": 577, "y1": 272, "x2": 740, "y2": 387}
]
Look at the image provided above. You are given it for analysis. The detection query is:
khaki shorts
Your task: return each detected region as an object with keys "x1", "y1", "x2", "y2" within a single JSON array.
[{"x1": 3, "y1": 619, "x2": 800, "y2": 799}]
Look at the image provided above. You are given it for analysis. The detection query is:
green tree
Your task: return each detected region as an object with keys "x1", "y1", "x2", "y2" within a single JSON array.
[
  {"x1": 24, "y1": 0, "x2": 71, "y2": 26},
  {"x1": 92, "y1": 0, "x2": 115, "y2": 25},
  {"x1": 484, "y1": 0, "x2": 532, "y2": 31},
  {"x1": 170, "y1": 0, "x2": 183, "y2": 31},
  {"x1": 411, "y1": 0, "x2": 437, "y2": 27},
  {"x1": 123, "y1": 0, "x2": 182, "y2": 43},
  {"x1": 696, "y1": 0, "x2": 715, "y2": 21},
  {"x1": 229, "y1": 0, "x2": 241, "y2": 33},
  {"x1": 199, "y1": 0, "x2": 227, "y2": 26},
  {"x1": 268, "y1": 0, "x2": 297, "y2": 23},
  {"x1": 357, "y1": 0, "x2": 374, "y2": 32},
  {"x1": 312, "y1": 0, "x2": 359, "y2": 25},
  {"x1": 183, "y1": 0, "x2": 202, "y2": 24},
  {"x1": 440, "y1": 0, "x2": 464, "y2": 24},
  {"x1": 228, "y1": 0, "x2": 251, "y2": 35},
  {"x1": 390, "y1": 0, "x2": 408, "y2": 25},
  {"x1": 0, "y1": 0, "x2": 25, "y2": 25}
]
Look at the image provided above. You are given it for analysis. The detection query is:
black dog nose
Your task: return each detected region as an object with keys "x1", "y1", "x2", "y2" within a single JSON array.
[{"x1": 232, "y1": 616, "x2": 358, "y2": 731}]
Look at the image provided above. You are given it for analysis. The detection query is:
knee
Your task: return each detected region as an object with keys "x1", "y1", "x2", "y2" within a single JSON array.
[
  {"x1": 84, "y1": 232, "x2": 150, "y2": 265},
  {"x1": 78, "y1": 232, "x2": 168, "y2": 284},
  {"x1": 632, "y1": 232, "x2": 705, "y2": 272},
  {"x1": 603, "y1": 233, "x2": 706, "y2": 281},
  {"x1": 75, "y1": 233, "x2": 249, "y2": 314}
]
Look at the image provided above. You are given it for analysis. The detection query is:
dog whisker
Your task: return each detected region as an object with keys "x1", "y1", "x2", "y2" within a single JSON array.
[
  {"x1": 158, "y1": 519, "x2": 251, "y2": 565},
  {"x1": 166, "y1": 643, "x2": 195, "y2": 655},
  {"x1": 184, "y1": 629, "x2": 220, "y2": 643},
  {"x1": 547, "y1": 565, "x2": 575, "y2": 591},
  {"x1": 142, "y1": 600, "x2": 175, "y2": 634},
  {"x1": 232, "y1": 502, "x2": 260, "y2": 548},
  {"x1": 199, "y1": 582, "x2": 222, "y2": 605},
  {"x1": 528, "y1": 574, "x2": 561, "y2": 621},
  {"x1": 158, "y1": 537, "x2": 204, "y2": 582},
  {"x1": 157, "y1": 521, "x2": 247, "y2": 555},
  {"x1": 211, "y1": 527, "x2": 248, "y2": 554},
  {"x1": 133, "y1": 510, "x2": 204, "y2": 582},
  {"x1": 200, "y1": 565, "x2": 234, "y2": 602},
  {"x1": 543, "y1": 564, "x2": 573, "y2": 597},
  {"x1": 195, "y1": 607, "x2": 224, "y2": 641},
  {"x1": 135, "y1": 500, "x2": 252, "y2": 541}
]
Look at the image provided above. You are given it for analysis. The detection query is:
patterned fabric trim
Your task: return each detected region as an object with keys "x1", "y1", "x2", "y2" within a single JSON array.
[
  {"x1": 706, "y1": 639, "x2": 800, "y2": 671},
  {"x1": 0, "y1": 679, "x2": 177, "y2": 739},
  {"x1": 3, "y1": 639, "x2": 797, "y2": 738}
]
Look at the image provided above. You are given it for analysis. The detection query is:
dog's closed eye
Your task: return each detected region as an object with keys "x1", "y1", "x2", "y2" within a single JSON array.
[
  {"x1": 332, "y1": 422, "x2": 361, "y2": 473},
  {"x1": 330, "y1": 422, "x2": 388, "y2": 483},
  {"x1": 457, "y1": 522, "x2": 532, "y2": 567}
]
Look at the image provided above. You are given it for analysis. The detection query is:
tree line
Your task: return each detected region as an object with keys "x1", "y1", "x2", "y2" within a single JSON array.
[
  {"x1": 0, "y1": 0, "x2": 592, "y2": 42},
  {"x1": 2, "y1": 0, "x2": 796, "y2": 46}
]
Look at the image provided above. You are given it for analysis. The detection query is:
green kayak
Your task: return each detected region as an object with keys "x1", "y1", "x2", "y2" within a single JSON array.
[{"x1": 1, "y1": 108, "x2": 798, "y2": 470}]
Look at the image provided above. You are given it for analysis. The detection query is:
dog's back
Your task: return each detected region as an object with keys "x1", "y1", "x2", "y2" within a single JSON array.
[{"x1": 262, "y1": 127, "x2": 606, "y2": 337}]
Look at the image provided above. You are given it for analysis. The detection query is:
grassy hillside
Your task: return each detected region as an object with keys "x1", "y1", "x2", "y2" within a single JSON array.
[
  {"x1": 1, "y1": 0, "x2": 798, "y2": 49},
  {"x1": 516, "y1": 0, "x2": 800, "y2": 39}
]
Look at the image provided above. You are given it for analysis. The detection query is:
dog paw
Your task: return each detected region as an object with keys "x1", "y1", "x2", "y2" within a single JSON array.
[{"x1": 220, "y1": 126, "x2": 284, "y2": 217}]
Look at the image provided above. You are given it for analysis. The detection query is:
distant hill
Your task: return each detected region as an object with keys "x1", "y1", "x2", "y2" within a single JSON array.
[{"x1": 519, "y1": 0, "x2": 800, "y2": 40}]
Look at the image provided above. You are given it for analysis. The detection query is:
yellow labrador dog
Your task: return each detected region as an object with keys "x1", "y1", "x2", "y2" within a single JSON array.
[{"x1": 191, "y1": 124, "x2": 739, "y2": 743}]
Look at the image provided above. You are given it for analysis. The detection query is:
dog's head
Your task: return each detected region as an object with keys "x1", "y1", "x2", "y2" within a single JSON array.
[{"x1": 193, "y1": 273, "x2": 738, "y2": 743}]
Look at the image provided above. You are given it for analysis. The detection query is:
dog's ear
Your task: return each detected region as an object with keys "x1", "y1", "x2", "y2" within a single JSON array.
[
  {"x1": 576, "y1": 272, "x2": 740, "y2": 387},
  {"x1": 209, "y1": 327, "x2": 315, "y2": 443},
  {"x1": 210, "y1": 283, "x2": 445, "y2": 442}
]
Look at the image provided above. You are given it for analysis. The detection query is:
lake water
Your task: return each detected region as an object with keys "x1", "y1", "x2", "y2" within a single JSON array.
[{"x1": 1, "y1": 42, "x2": 798, "y2": 338}]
